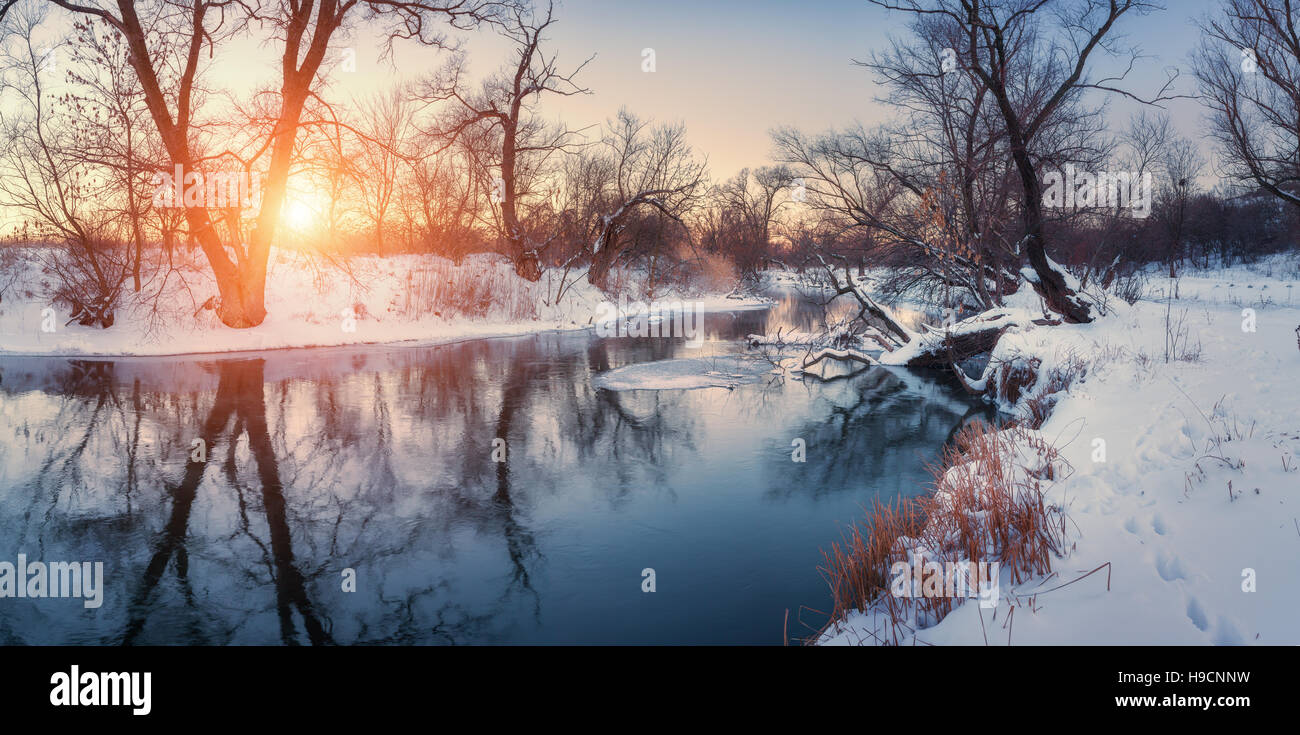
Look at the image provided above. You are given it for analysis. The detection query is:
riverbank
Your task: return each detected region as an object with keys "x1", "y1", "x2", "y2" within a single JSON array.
[
  {"x1": 817, "y1": 256, "x2": 1300, "y2": 645},
  {"x1": 0, "y1": 248, "x2": 768, "y2": 357}
]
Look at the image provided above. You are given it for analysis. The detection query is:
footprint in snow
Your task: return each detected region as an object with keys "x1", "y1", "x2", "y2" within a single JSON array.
[
  {"x1": 1151, "y1": 515, "x2": 1167, "y2": 535},
  {"x1": 1211, "y1": 617, "x2": 1245, "y2": 646},
  {"x1": 1186, "y1": 597, "x2": 1210, "y2": 632},
  {"x1": 1155, "y1": 552, "x2": 1188, "y2": 582}
]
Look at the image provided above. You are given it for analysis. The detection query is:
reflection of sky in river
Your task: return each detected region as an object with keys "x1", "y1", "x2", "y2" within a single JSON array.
[{"x1": 0, "y1": 290, "x2": 990, "y2": 644}]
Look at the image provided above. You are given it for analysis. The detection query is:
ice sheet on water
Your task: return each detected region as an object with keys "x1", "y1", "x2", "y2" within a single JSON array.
[{"x1": 593, "y1": 355, "x2": 774, "y2": 391}]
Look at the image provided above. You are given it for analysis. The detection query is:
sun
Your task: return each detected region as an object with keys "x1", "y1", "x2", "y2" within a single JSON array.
[{"x1": 283, "y1": 198, "x2": 317, "y2": 232}]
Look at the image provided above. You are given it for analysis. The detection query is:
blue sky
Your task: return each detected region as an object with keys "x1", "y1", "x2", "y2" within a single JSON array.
[
  {"x1": 192, "y1": 0, "x2": 1226, "y2": 177},
  {"x1": 477, "y1": 0, "x2": 1225, "y2": 178},
  {"x1": 9, "y1": 0, "x2": 1230, "y2": 182}
]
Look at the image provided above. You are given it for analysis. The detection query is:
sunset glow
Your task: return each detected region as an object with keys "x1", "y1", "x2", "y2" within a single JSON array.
[
  {"x1": 0, "y1": 0, "x2": 1295, "y2": 709},
  {"x1": 282, "y1": 197, "x2": 320, "y2": 235}
]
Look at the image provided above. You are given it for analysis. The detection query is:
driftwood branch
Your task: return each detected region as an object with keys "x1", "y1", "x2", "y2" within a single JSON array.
[{"x1": 801, "y1": 347, "x2": 878, "y2": 370}]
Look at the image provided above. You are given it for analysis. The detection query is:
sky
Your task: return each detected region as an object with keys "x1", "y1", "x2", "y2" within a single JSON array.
[
  {"x1": 201, "y1": 0, "x2": 1225, "y2": 180},
  {"x1": 2, "y1": 0, "x2": 1230, "y2": 219}
]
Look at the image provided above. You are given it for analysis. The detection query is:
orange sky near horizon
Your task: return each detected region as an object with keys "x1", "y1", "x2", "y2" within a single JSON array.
[{"x1": 0, "y1": 0, "x2": 1222, "y2": 234}]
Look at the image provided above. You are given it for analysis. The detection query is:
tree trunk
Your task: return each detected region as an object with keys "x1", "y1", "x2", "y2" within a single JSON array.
[
  {"x1": 586, "y1": 216, "x2": 622, "y2": 291},
  {"x1": 514, "y1": 250, "x2": 541, "y2": 281},
  {"x1": 976, "y1": 45, "x2": 1094, "y2": 324},
  {"x1": 1008, "y1": 142, "x2": 1092, "y2": 324},
  {"x1": 587, "y1": 250, "x2": 612, "y2": 291},
  {"x1": 902, "y1": 324, "x2": 1011, "y2": 368}
]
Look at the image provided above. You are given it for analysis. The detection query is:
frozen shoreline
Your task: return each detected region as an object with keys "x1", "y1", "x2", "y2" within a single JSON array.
[
  {"x1": 0, "y1": 298, "x2": 771, "y2": 359},
  {"x1": 816, "y1": 256, "x2": 1300, "y2": 645},
  {"x1": 0, "y1": 248, "x2": 771, "y2": 358}
]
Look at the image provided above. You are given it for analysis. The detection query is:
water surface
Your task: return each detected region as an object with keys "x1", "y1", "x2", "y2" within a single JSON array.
[{"x1": 0, "y1": 289, "x2": 991, "y2": 644}]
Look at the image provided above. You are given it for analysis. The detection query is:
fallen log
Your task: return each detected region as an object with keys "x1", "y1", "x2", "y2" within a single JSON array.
[
  {"x1": 800, "y1": 347, "x2": 879, "y2": 370},
  {"x1": 902, "y1": 324, "x2": 1012, "y2": 368},
  {"x1": 879, "y1": 309, "x2": 1023, "y2": 369}
]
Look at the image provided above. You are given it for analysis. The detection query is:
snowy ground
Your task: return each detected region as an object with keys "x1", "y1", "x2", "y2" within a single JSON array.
[
  {"x1": 1144, "y1": 254, "x2": 1300, "y2": 309},
  {"x1": 0, "y1": 247, "x2": 766, "y2": 356},
  {"x1": 821, "y1": 256, "x2": 1300, "y2": 645}
]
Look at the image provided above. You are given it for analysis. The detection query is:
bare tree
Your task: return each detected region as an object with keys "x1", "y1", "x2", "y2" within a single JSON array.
[
  {"x1": 0, "y1": 0, "x2": 131, "y2": 326},
  {"x1": 874, "y1": 0, "x2": 1179, "y2": 323},
  {"x1": 773, "y1": 5, "x2": 1110, "y2": 312},
  {"x1": 851, "y1": 16, "x2": 1023, "y2": 308},
  {"x1": 1155, "y1": 136, "x2": 1203, "y2": 276},
  {"x1": 64, "y1": 16, "x2": 160, "y2": 293},
  {"x1": 1121, "y1": 110, "x2": 1172, "y2": 184},
  {"x1": 298, "y1": 98, "x2": 362, "y2": 251},
  {"x1": 1112, "y1": 111, "x2": 1202, "y2": 277},
  {"x1": 1194, "y1": 0, "x2": 1300, "y2": 209},
  {"x1": 404, "y1": 132, "x2": 481, "y2": 261},
  {"x1": 355, "y1": 87, "x2": 414, "y2": 253},
  {"x1": 49, "y1": 0, "x2": 510, "y2": 327},
  {"x1": 712, "y1": 166, "x2": 794, "y2": 275},
  {"x1": 583, "y1": 108, "x2": 708, "y2": 290},
  {"x1": 772, "y1": 125, "x2": 952, "y2": 287},
  {"x1": 416, "y1": 0, "x2": 591, "y2": 280}
]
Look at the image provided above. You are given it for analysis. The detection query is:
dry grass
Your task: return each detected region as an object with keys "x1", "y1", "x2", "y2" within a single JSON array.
[
  {"x1": 816, "y1": 421, "x2": 1071, "y2": 645},
  {"x1": 1021, "y1": 352, "x2": 1088, "y2": 429},
  {"x1": 1162, "y1": 303, "x2": 1202, "y2": 363},
  {"x1": 1111, "y1": 270, "x2": 1147, "y2": 305},
  {"x1": 1182, "y1": 397, "x2": 1257, "y2": 499},
  {"x1": 401, "y1": 258, "x2": 539, "y2": 321},
  {"x1": 988, "y1": 350, "x2": 1089, "y2": 429},
  {"x1": 996, "y1": 356, "x2": 1042, "y2": 404},
  {"x1": 688, "y1": 252, "x2": 740, "y2": 294}
]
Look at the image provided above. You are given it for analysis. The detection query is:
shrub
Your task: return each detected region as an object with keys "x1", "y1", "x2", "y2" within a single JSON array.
[
  {"x1": 1111, "y1": 271, "x2": 1146, "y2": 305},
  {"x1": 817, "y1": 422, "x2": 1071, "y2": 645}
]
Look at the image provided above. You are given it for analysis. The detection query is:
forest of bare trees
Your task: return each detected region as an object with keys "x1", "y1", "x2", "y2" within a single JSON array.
[{"x1": 1, "y1": 0, "x2": 1298, "y2": 335}]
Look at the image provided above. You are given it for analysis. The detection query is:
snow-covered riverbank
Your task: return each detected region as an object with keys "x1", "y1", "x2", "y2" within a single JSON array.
[
  {"x1": 819, "y1": 256, "x2": 1300, "y2": 645},
  {"x1": 0, "y1": 248, "x2": 767, "y2": 357}
]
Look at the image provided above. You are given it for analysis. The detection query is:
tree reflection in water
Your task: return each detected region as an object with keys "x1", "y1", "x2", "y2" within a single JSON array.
[{"x1": 0, "y1": 296, "x2": 994, "y2": 645}]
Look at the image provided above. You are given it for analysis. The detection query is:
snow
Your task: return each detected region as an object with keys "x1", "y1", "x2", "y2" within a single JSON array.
[
  {"x1": 0, "y1": 247, "x2": 767, "y2": 356},
  {"x1": 878, "y1": 306, "x2": 1028, "y2": 368},
  {"x1": 1142, "y1": 254, "x2": 1300, "y2": 308},
  {"x1": 821, "y1": 256, "x2": 1300, "y2": 645}
]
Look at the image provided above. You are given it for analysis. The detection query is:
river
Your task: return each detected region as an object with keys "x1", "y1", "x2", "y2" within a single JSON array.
[{"x1": 0, "y1": 288, "x2": 992, "y2": 644}]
